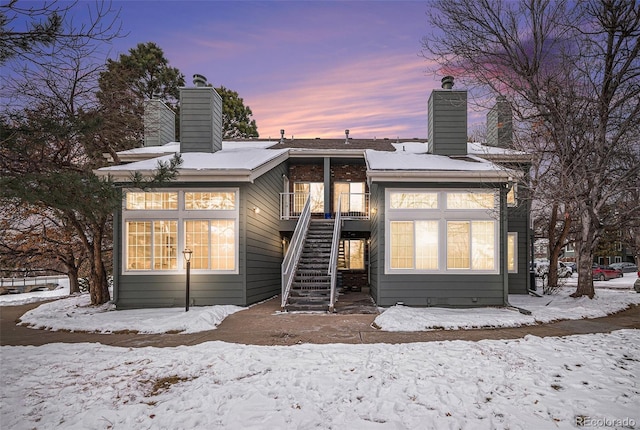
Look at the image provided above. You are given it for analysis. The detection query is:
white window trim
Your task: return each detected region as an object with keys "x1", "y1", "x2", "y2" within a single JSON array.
[
  {"x1": 122, "y1": 188, "x2": 239, "y2": 275},
  {"x1": 384, "y1": 188, "x2": 500, "y2": 275}
]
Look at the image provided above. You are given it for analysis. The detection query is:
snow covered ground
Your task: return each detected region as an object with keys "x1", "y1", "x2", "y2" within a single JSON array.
[
  {"x1": 3, "y1": 273, "x2": 639, "y2": 334},
  {"x1": 1, "y1": 274, "x2": 639, "y2": 429}
]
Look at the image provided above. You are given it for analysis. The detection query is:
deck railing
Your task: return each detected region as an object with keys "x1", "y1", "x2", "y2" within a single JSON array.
[
  {"x1": 279, "y1": 192, "x2": 370, "y2": 220},
  {"x1": 327, "y1": 194, "x2": 343, "y2": 312},
  {"x1": 281, "y1": 194, "x2": 311, "y2": 308}
]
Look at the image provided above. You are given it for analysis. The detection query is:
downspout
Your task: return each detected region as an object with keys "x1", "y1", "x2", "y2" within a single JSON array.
[{"x1": 502, "y1": 180, "x2": 531, "y2": 315}]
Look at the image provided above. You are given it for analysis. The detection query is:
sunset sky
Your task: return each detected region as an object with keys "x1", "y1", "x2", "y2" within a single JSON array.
[{"x1": 102, "y1": 1, "x2": 486, "y2": 139}]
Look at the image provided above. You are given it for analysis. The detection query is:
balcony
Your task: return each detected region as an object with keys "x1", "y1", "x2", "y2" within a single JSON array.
[{"x1": 280, "y1": 192, "x2": 370, "y2": 220}]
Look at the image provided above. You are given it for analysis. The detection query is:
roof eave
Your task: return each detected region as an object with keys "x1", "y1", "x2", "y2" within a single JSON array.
[{"x1": 366, "y1": 169, "x2": 514, "y2": 183}]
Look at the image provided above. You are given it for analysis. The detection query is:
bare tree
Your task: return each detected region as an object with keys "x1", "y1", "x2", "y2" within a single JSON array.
[{"x1": 422, "y1": 0, "x2": 640, "y2": 298}]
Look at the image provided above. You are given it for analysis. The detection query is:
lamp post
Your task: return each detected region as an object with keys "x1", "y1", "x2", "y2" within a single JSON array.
[{"x1": 183, "y1": 248, "x2": 192, "y2": 312}]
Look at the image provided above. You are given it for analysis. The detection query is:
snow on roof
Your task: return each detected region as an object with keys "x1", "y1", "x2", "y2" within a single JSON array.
[
  {"x1": 366, "y1": 149, "x2": 503, "y2": 172},
  {"x1": 467, "y1": 142, "x2": 530, "y2": 159},
  {"x1": 97, "y1": 147, "x2": 289, "y2": 182}
]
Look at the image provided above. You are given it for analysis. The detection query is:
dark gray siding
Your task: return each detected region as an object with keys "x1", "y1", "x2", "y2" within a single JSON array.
[
  {"x1": 243, "y1": 163, "x2": 288, "y2": 304},
  {"x1": 114, "y1": 182, "x2": 242, "y2": 310},
  {"x1": 427, "y1": 90, "x2": 468, "y2": 156},
  {"x1": 507, "y1": 187, "x2": 531, "y2": 294},
  {"x1": 368, "y1": 184, "x2": 382, "y2": 303},
  {"x1": 144, "y1": 99, "x2": 175, "y2": 147},
  {"x1": 180, "y1": 87, "x2": 223, "y2": 153},
  {"x1": 372, "y1": 182, "x2": 506, "y2": 308}
]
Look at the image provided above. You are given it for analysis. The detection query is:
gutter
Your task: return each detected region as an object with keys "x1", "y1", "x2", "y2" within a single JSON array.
[{"x1": 366, "y1": 169, "x2": 514, "y2": 183}]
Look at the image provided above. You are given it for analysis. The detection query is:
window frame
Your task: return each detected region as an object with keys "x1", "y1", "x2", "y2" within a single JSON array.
[
  {"x1": 333, "y1": 181, "x2": 366, "y2": 214},
  {"x1": 384, "y1": 188, "x2": 500, "y2": 275},
  {"x1": 294, "y1": 182, "x2": 324, "y2": 214},
  {"x1": 338, "y1": 238, "x2": 366, "y2": 271},
  {"x1": 122, "y1": 188, "x2": 239, "y2": 275}
]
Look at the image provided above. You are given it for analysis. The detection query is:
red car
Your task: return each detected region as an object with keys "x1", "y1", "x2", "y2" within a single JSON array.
[{"x1": 592, "y1": 265, "x2": 623, "y2": 281}]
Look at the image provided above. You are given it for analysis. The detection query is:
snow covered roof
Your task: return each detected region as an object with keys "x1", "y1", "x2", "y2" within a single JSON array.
[
  {"x1": 366, "y1": 146, "x2": 516, "y2": 183},
  {"x1": 98, "y1": 138, "x2": 525, "y2": 184},
  {"x1": 112, "y1": 140, "x2": 278, "y2": 163},
  {"x1": 467, "y1": 142, "x2": 531, "y2": 163},
  {"x1": 96, "y1": 147, "x2": 289, "y2": 183}
]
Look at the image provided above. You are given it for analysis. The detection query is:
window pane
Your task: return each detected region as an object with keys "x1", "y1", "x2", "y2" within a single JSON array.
[
  {"x1": 447, "y1": 192, "x2": 495, "y2": 209},
  {"x1": 153, "y1": 221, "x2": 177, "y2": 270},
  {"x1": 211, "y1": 220, "x2": 235, "y2": 270},
  {"x1": 185, "y1": 192, "x2": 236, "y2": 210},
  {"x1": 447, "y1": 221, "x2": 470, "y2": 269},
  {"x1": 185, "y1": 221, "x2": 210, "y2": 270},
  {"x1": 293, "y1": 183, "x2": 309, "y2": 213},
  {"x1": 335, "y1": 182, "x2": 366, "y2": 213},
  {"x1": 507, "y1": 232, "x2": 517, "y2": 272},
  {"x1": 507, "y1": 186, "x2": 516, "y2": 207},
  {"x1": 472, "y1": 221, "x2": 495, "y2": 270},
  {"x1": 126, "y1": 221, "x2": 151, "y2": 270},
  {"x1": 126, "y1": 192, "x2": 177, "y2": 210},
  {"x1": 334, "y1": 183, "x2": 349, "y2": 212},
  {"x1": 390, "y1": 192, "x2": 438, "y2": 209},
  {"x1": 309, "y1": 183, "x2": 324, "y2": 213},
  {"x1": 415, "y1": 221, "x2": 439, "y2": 270},
  {"x1": 390, "y1": 221, "x2": 414, "y2": 269},
  {"x1": 344, "y1": 239, "x2": 365, "y2": 270}
]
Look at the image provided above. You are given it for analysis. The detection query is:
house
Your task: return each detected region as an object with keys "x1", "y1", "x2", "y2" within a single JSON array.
[{"x1": 96, "y1": 75, "x2": 532, "y2": 311}]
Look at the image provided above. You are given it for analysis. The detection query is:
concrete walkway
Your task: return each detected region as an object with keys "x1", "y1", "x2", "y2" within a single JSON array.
[{"x1": 1, "y1": 293, "x2": 639, "y2": 348}]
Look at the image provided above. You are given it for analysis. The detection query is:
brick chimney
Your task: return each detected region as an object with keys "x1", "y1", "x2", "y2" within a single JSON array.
[
  {"x1": 427, "y1": 76, "x2": 468, "y2": 156},
  {"x1": 486, "y1": 95, "x2": 513, "y2": 148},
  {"x1": 180, "y1": 74, "x2": 223, "y2": 153}
]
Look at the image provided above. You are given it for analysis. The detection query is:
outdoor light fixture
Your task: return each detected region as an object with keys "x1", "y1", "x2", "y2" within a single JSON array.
[
  {"x1": 252, "y1": 206, "x2": 260, "y2": 214},
  {"x1": 183, "y1": 248, "x2": 193, "y2": 312}
]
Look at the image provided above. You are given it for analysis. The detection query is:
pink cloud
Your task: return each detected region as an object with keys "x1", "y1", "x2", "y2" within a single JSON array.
[{"x1": 249, "y1": 54, "x2": 443, "y2": 138}]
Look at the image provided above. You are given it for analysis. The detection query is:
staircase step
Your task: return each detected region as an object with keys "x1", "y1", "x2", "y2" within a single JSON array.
[
  {"x1": 291, "y1": 283, "x2": 331, "y2": 289},
  {"x1": 289, "y1": 289, "x2": 331, "y2": 297},
  {"x1": 284, "y1": 303, "x2": 331, "y2": 312}
]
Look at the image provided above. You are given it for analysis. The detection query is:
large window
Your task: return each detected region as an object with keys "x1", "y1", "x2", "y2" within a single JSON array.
[
  {"x1": 123, "y1": 188, "x2": 238, "y2": 273},
  {"x1": 386, "y1": 189, "x2": 499, "y2": 274},
  {"x1": 390, "y1": 220, "x2": 439, "y2": 270}
]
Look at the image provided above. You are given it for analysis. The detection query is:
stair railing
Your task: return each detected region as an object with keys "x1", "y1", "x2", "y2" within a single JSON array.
[
  {"x1": 328, "y1": 193, "x2": 344, "y2": 312},
  {"x1": 281, "y1": 193, "x2": 311, "y2": 308}
]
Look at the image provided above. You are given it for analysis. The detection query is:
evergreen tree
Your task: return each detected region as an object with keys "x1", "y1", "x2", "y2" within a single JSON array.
[
  {"x1": 216, "y1": 86, "x2": 259, "y2": 139},
  {"x1": 96, "y1": 42, "x2": 185, "y2": 161}
]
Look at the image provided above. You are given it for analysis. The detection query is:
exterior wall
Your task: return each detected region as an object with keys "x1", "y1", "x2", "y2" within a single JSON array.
[
  {"x1": 114, "y1": 183, "x2": 244, "y2": 309},
  {"x1": 507, "y1": 191, "x2": 531, "y2": 294},
  {"x1": 244, "y1": 163, "x2": 288, "y2": 304},
  {"x1": 180, "y1": 86, "x2": 223, "y2": 153},
  {"x1": 114, "y1": 163, "x2": 287, "y2": 309},
  {"x1": 370, "y1": 182, "x2": 506, "y2": 307},
  {"x1": 144, "y1": 99, "x2": 176, "y2": 147},
  {"x1": 368, "y1": 183, "x2": 382, "y2": 303},
  {"x1": 288, "y1": 162, "x2": 324, "y2": 186},
  {"x1": 428, "y1": 90, "x2": 468, "y2": 156},
  {"x1": 288, "y1": 160, "x2": 369, "y2": 215}
]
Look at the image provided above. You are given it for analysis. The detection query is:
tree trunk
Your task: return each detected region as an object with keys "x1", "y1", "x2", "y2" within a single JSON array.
[
  {"x1": 67, "y1": 266, "x2": 80, "y2": 294},
  {"x1": 89, "y1": 238, "x2": 110, "y2": 305},
  {"x1": 572, "y1": 212, "x2": 596, "y2": 298}
]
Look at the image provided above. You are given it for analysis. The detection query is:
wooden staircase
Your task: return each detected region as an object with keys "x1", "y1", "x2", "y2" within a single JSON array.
[{"x1": 284, "y1": 220, "x2": 336, "y2": 311}]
